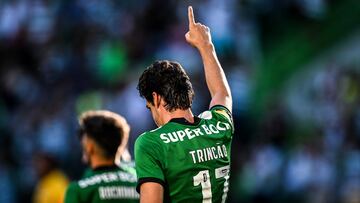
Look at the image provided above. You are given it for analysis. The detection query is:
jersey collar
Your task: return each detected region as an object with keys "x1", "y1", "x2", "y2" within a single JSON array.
[
  {"x1": 93, "y1": 164, "x2": 118, "y2": 171},
  {"x1": 169, "y1": 116, "x2": 201, "y2": 126}
]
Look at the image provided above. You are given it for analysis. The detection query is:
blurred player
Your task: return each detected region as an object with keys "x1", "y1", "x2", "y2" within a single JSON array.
[
  {"x1": 64, "y1": 110, "x2": 139, "y2": 203},
  {"x1": 33, "y1": 153, "x2": 69, "y2": 203},
  {"x1": 135, "y1": 6, "x2": 233, "y2": 203}
]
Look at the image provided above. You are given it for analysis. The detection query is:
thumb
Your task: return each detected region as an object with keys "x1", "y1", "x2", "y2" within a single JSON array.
[{"x1": 185, "y1": 32, "x2": 193, "y2": 43}]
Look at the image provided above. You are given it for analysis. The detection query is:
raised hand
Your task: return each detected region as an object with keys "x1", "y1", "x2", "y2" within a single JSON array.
[{"x1": 185, "y1": 6, "x2": 213, "y2": 50}]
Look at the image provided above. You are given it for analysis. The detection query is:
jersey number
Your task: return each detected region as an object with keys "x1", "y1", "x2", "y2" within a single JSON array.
[{"x1": 193, "y1": 165, "x2": 230, "y2": 203}]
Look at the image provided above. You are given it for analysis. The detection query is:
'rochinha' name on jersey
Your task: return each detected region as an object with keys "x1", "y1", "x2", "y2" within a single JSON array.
[
  {"x1": 99, "y1": 186, "x2": 138, "y2": 200},
  {"x1": 159, "y1": 121, "x2": 231, "y2": 143}
]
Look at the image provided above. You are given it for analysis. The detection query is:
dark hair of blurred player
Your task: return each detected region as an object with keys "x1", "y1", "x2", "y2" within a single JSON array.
[{"x1": 78, "y1": 110, "x2": 130, "y2": 166}]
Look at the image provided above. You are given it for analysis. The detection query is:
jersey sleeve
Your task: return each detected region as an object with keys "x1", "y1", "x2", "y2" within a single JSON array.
[
  {"x1": 134, "y1": 133, "x2": 165, "y2": 192},
  {"x1": 208, "y1": 105, "x2": 234, "y2": 132},
  {"x1": 64, "y1": 183, "x2": 80, "y2": 203},
  {"x1": 210, "y1": 105, "x2": 232, "y2": 121}
]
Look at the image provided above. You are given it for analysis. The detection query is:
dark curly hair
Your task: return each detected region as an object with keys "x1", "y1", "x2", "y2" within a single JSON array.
[
  {"x1": 137, "y1": 60, "x2": 195, "y2": 112},
  {"x1": 78, "y1": 111, "x2": 129, "y2": 159}
]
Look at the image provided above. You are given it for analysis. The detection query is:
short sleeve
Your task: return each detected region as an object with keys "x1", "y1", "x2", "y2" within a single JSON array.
[
  {"x1": 210, "y1": 105, "x2": 234, "y2": 132},
  {"x1": 64, "y1": 183, "x2": 79, "y2": 203},
  {"x1": 135, "y1": 134, "x2": 165, "y2": 192}
]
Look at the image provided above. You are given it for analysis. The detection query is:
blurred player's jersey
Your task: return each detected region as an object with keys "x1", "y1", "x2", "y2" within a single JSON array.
[
  {"x1": 64, "y1": 165, "x2": 139, "y2": 203},
  {"x1": 135, "y1": 105, "x2": 234, "y2": 203},
  {"x1": 33, "y1": 169, "x2": 69, "y2": 203}
]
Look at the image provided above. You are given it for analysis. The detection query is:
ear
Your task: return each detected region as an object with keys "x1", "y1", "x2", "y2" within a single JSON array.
[
  {"x1": 84, "y1": 137, "x2": 95, "y2": 155},
  {"x1": 152, "y1": 92, "x2": 162, "y2": 109},
  {"x1": 81, "y1": 135, "x2": 94, "y2": 163}
]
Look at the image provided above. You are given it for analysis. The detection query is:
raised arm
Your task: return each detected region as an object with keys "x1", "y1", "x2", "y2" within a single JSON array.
[{"x1": 185, "y1": 6, "x2": 232, "y2": 112}]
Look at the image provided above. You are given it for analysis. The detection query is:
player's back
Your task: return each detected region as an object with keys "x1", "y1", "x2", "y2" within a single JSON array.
[
  {"x1": 135, "y1": 105, "x2": 233, "y2": 203},
  {"x1": 65, "y1": 165, "x2": 139, "y2": 203}
]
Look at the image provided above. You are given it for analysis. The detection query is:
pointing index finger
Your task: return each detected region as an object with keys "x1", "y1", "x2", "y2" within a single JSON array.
[{"x1": 188, "y1": 6, "x2": 195, "y2": 28}]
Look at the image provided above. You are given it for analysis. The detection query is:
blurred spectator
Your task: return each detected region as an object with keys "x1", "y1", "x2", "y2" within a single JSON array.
[{"x1": 32, "y1": 153, "x2": 69, "y2": 203}]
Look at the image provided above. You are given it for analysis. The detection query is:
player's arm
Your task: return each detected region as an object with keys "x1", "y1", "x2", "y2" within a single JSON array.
[
  {"x1": 135, "y1": 135, "x2": 166, "y2": 203},
  {"x1": 140, "y1": 182, "x2": 163, "y2": 203},
  {"x1": 185, "y1": 6, "x2": 232, "y2": 112}
]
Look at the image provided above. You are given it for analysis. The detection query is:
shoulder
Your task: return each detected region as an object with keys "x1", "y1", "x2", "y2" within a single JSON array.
[
  {"x1": 135, "y1": 130, "x2": 166, "y2": 162},
  {"x1": 64, "y1": 182, "x2": 80, "y2": 203},
  {"x1": 135, "y1": 129, "x2": 164, "y2": 148},
  {"x1": 118, "y1": 164, "x2": 138, "y2": 182},
  {"x1": 66, "y1": 181, "x2": 80, "y2": 193},
  {"x1": 200, "y1": 105, "x2": 232, "y2": 122},
  {"x1": 199, "y1": 105, "x2": 234, "y2": 132}
]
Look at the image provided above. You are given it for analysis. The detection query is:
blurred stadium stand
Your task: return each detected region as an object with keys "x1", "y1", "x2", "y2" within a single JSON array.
[{"x1": 0, "y1": 0, "x2": 359, "y2": 203}]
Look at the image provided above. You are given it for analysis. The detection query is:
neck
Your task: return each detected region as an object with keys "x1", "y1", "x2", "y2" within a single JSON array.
[
  {"x1": 90, "y1": 156, "x2": 115, "y2": 169},
  {"x1": 162, "y1": 108, "x2": 194, "y2": 124}
]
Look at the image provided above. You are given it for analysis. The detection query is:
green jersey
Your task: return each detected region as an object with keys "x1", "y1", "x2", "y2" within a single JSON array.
[
  {"x1": 64, "y1": 165, "x2": 139, "y2": 203},
  {"x1": 135, "y1": 105, "x2": 234, "y2": 203}
]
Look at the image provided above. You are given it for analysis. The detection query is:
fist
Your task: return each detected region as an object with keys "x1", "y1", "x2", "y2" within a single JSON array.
[{"x1": 185, "y1": 6, "x2": 213, "y2": 50}]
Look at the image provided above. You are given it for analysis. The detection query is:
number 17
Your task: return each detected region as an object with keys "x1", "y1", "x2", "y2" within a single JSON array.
[{"x1": 193, "y1": 165, "x2": 230, "y2": 203}]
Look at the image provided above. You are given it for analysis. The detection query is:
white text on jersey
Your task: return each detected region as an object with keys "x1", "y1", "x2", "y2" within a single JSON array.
[
  {"x1": 159, "y1": 121, "x2": 231, "y2": 143},
  {"x1": 189, "y1": 144, "x2": 228, "y2": 164}
]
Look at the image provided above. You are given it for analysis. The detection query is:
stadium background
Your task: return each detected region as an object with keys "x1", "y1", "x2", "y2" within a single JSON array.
[{"x1": 0, "y1": 0, "x2": 359, "y2": 202}]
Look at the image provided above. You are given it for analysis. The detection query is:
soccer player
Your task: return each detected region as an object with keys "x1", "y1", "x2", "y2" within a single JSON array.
[
  {"x1": 64, "y1": 110, "x2": 139, "y2": 203},
  {"x1": 135, "y1": 6, "x2": 233, "y2": 203}
]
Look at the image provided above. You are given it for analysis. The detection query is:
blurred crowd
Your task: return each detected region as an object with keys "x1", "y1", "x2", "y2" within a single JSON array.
[
  {"x1": 0, "y1": 0, "x2": 359, "y2": 203},
  {"x1": 232, "y1": 64, "x2": 360, "y2": 203}
]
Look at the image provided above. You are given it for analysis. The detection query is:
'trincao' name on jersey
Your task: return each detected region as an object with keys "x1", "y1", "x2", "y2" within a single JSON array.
[{"x1": 159, "y1": 121, "x2": 231, "y2": 143}]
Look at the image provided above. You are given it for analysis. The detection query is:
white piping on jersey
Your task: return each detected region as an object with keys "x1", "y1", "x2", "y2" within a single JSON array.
[{"x1": 150, "y1": 126, "x2": 163, "y2": 133}]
